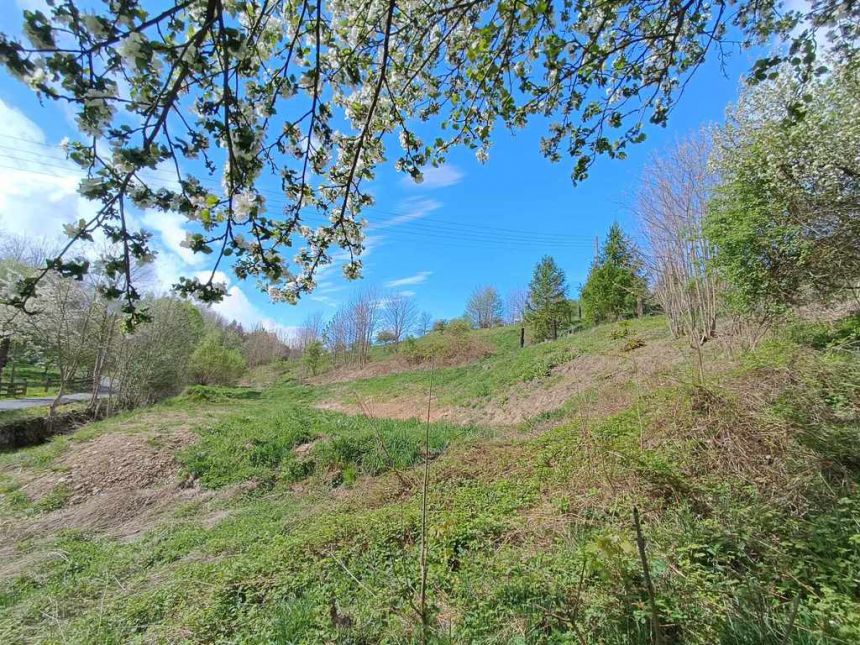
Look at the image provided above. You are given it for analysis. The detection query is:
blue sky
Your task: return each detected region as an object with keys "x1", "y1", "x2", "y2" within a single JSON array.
[{"x1": 0, "y1": 1, "x2": 768, "y2": 336}]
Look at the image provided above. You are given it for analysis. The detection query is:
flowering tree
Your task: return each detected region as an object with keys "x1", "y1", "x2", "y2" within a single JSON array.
[
  {"x1": 1, "y1": 0, "x2": 856, "y2": 324},
  {"x1": 706, "y1": 58, "x2": 860, "y2": 316}
]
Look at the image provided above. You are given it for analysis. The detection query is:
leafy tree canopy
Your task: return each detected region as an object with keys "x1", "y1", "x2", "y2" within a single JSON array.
[
  {"x1": 1, "y1": 0, "x2": 856, "y2": 323},
  {"x1": 188, "y1": 331, "x2": 246, "y2": 385},
  {"x1": 465, "y1": 285, "x2": 503, "y2": 329}
]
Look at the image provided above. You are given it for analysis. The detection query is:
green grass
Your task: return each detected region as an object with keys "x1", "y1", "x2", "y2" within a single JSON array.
[
  {"x1": 323, "y1": 316, "x2": 667, "y2": 408},
  {"x1": 0, "y1": 362, "x2": 65, "y2": 400},
  {"x1": 0, "y1": 402, "x2": 83, "y2": 429},
  {"x1": 179, "y1": 381, "x2": 487, "y2": 489},
  {"x1": 0, "y1": 317, "x2": 857, "y2": 643}
]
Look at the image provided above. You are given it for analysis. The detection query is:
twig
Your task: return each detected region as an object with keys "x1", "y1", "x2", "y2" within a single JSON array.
[
  {"x1": 633, "y1": 506, "x2": 664, "y2": 645},
  {"x1": 329, "y1": 549, "x2": 380, "y2": 600},
  {"x1": 780, "y1": 593, "x2": 802, "y2": 645},
  {"x1": 418, "y1": 362, "x2": 434, "y2": 644}
]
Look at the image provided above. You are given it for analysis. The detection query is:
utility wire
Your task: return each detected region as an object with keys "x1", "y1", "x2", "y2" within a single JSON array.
[{"x1": 0, "y1": 144, "x2": 599, "y2": 248}]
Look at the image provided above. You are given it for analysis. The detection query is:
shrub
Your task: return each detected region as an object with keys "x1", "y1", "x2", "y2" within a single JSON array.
[
  {"x1": 114, "y1": 297, "x2": 205, "y2": 406},
  {"x1": 621, "y1": 336, "x2": 645, "y2": 352},
  {"x1": 302, "y1": 340, "x2": 324, "y2": 376},
  {"x1": 401, "y1": 322, "x2": 492, "y2": 366},
  {"x1": 609, "y1": 321, "x2": 631, "y2": 339},
  {"x1": 188, "y1": 333, "x2": 247, "y2": 386}
]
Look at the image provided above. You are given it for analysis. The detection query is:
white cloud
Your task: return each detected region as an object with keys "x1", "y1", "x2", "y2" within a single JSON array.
[
  {"x1": 215, "y1": 288, "x2": 299, "y2": 339},
  {"x1": 191, "y1": 271, "x2": 298, "y2": 338},
  {"x1": 385, "y1": 271, "x2": 431, "y2": 288},
  {"x1": 0, "y1": 99, "x2": 93, "y2": 242},
  {"x1": 143, "y1": 211, "x2": 203, "y2": 265},
  {"x1": 401, "y1": 164, "x2": 464, "y2": 189},
  {"x1": 399, "y1": 290, "x2": 416, "y2": 297},
  {"x1": 309, "y1": 294, "x2": 337, "y2": 307},
  {"x1": 373, "y1": 199, "x2": 440, "y2": 229},
  {"x1": 193, "y1": 270, "x2": 230, "y2": 286}
]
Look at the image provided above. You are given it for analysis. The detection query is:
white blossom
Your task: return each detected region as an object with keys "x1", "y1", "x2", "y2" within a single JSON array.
[
  {"x1": 25, "y1": 66, "x2": 46, "y2": 89},
  {"x1": 232, "y1": 190, "x2": 260, "y2": 224}
]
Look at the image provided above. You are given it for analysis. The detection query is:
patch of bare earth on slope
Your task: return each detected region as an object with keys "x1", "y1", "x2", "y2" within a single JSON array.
[
  {"x1": 480, "y1": 338, "x2": 686, "y2": 426},
  {"x1": 0, "y1": 425, "x2": 211, "y2": 579},
  {"x1": 317, "y1": 338, "x2": 686, "y2": 427},
  {"x1": 315, "y1": 398, "x2": 461, "y2": 423}
]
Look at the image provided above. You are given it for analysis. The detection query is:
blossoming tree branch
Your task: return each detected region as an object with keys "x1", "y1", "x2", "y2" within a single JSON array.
[{"x1": 0, "y1": 0, "x2": 855, "y2": 324}]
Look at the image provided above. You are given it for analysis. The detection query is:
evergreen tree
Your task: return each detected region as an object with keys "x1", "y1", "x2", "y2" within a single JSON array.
[
  {"x1": 581, "y1": 223, "x2": 647, "y2": 324},
  {"x1": 526, "y1": 256, "x2": 572, "y2": 341}
]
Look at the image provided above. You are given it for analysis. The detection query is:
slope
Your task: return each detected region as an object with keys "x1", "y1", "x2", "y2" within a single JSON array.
[{"x1": 0, "y1": 315, "x2": 857, "y2": 643}]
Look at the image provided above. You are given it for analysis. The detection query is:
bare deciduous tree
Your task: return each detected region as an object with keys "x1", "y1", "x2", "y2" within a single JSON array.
[
  {"x1": 505, "y1": 288, "x2": 529, "y2": 324},
  {"x1": 383, "y1": 293, "x2": 418, "y2": 345},
  {"x1": 637, "y1": 131, "x2": 720, "y2": 380},
  {"x1": 417, "y1": 311, "x2": 433, "y2": 336},
  {"x1": 296, "y1": 311, "x2": 326, "y2": 353},
  {"x1": 244, "y1": 325, "x2": 289, "y2": 367},
  {"x1": 465, "y1": 286, "x2": 503, "y2": 329},
  {"x1": 325, "y1": 289, "x2": 381, "y2": 366}
]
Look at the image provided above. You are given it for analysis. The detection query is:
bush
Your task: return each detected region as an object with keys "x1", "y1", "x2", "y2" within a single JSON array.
[
  {"x1": 401, "y1": 322, "x2": 492, "y2": 366},
  {"x1": 609, "y1": 321, "x2": 631, "y2": 339},
  {"x1": 114, "y1": 297, "x2": 205, "y2": 406},
  {"x1": 302, "y1": 340, "x2": 324, "y2": 376},
  {"x1": 790, "y1": 313, "x2": 860, "y2": 351},
  {"x1": 188, "y1": 333, "x2": 247, "y2": 386}
]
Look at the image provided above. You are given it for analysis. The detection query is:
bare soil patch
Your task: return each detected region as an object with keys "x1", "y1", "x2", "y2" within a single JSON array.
[
  {"x1": 19, "y1": 427, "x2": 196, "y2": 504},
  {"x1": 316, "y1": 338, "x2": 685, "y2": 428},
  {"x1": 0, "y1": 424, "x2": 211, "y2": 580}
]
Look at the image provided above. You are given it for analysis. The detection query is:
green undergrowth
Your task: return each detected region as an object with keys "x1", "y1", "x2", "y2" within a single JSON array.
[
  {"x1": 179, "y1": 391, "x2": 487, "y2": 489},
  {"x1": 0, "y1": 318, "x2": 857, "y2": 643},
  {"x1": 322, "y1": 316, "x2": 668, "y2": 408}
]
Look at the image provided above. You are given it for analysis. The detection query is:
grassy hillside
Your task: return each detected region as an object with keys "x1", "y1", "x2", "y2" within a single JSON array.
[{"x1": 0, "y1": 315, "x2": 858, "y2": 643}]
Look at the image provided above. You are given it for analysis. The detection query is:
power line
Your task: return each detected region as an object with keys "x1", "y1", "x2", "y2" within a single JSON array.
[
  {"x1": 0, "y1": 148, "x2": 597, "y2": 248},
  {"x1": 0, "y1": 133, "x2": 595, "y2": 235}
]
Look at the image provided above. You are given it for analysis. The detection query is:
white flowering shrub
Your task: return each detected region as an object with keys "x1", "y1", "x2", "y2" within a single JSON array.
[
  {"x1": 0, "y1": 0, "x2": 856, "y2": 325},
  {"x1": 707, "y1": 58, "x2": 860, "y2": 314}
]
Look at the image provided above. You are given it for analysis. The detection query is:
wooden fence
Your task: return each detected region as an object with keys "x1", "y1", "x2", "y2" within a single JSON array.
[{"x1": 0, "y1": 376, "x2": 93, "y2": 398}]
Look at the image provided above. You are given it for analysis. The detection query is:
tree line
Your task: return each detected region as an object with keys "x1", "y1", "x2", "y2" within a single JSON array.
[
  {"x1": 0, "y1": 238, "x2": 292, "y2": 413},
  {"x1": 2, "y1": 53, "x2": 856, "y2": 403},
  {"x1": 457, "y1": 54, "x2": 859, "y2": 360}
]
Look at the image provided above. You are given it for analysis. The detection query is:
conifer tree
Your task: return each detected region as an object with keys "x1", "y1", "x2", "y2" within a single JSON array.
[
  {"x1": 526, "y1": 256, "x2": 571, "y2": 341},
  {"x1": 581, "y1": 223, "x2": 647, "y2": 324}
]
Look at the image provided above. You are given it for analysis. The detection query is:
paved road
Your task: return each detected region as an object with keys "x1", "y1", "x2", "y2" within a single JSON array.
[{"x1": 0, "y1": 393, "x2": 93, "y2": 412}]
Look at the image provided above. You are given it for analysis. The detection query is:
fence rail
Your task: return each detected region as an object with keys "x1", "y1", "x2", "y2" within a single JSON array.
[
  {"x1": 0, "y1": 376, "x2": 94, "y2": 398},
  {"x1": 0, "y1": 382, "x2": 28, "y2": 397}
]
